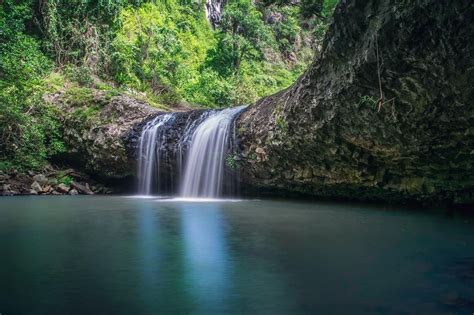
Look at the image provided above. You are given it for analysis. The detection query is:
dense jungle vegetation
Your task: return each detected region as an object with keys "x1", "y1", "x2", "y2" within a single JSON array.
[{"x1": 0, "y1": 0, "x2": 337, "y2": 170}]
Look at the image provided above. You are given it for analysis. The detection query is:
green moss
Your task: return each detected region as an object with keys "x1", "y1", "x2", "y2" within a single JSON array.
[
  {"x1": 96, "y1": 83, "x2": 115, "y2": 91},
  {"x1": 64, "y1": 87, "x2": 95, "y2": 107},
  {"x1": 358, "y1": 95, "x2": 377, "y2": 108},
  {"x1": 132, "y1": 91, "x2": 171, "y2": 111},
  {"x1": 0, "y1": 161, "x2": 15, "y2": 173},
  {"x1": 43, "y1": 72, "x2": 67, "y2": 93},
  {"x1": 225, "y1": 154, "x2": 239, "y2": 170},
  {"x1": 58, "y1": 175, "x2": 73, "y2": 186},
  {"x1": 64, "y1": 66, "x2": 94, "y2": 87},
  {"x1": 276, "y1": 116, "x2": 289, "y2": 132},
  {"x1": 73, "y1": 105, "x2": 101, "y2": 121}
]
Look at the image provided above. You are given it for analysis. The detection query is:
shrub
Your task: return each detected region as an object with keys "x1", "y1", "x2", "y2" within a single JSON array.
[{"x1": 0, "y1": 18, "x2": 64, "y2": 170}]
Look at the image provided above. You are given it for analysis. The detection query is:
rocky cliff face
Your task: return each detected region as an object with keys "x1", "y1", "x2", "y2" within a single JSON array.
[
  {"x1": 49, "y1": 89, "x2": 208, "y2": 186},
  {"x1": 237, "y1": 0, "x2": 473, "y2": 203},
  {"x1": 49, "y1": 90, "x2": 158, "y2": 180}
]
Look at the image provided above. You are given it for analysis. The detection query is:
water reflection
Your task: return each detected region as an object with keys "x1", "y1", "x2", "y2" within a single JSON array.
[
  {"x1": 180, "y1": 203, "x2": 231, "y2": 312},
  {"x1": 0, "y1": 197, "x2": 473, "y2": 314},
  {"x1": 137, "y1": 203, "x2": 161, "y2": 307}
]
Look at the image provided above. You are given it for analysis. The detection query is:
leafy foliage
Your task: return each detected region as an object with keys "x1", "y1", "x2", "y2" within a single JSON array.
[
  {"x1": 0, "y1": 0, "x2": 65, "y2": 170},
  {"x1": 110, "y1": 1, "x2": 214, "y2": 104},
  {"x1": 37, "y1": 0, "x2": 144, "y2": 67},
  {"x1": 0, "y1": 0, "x2": 338, "y2": 169},
  {"x1": 215, "y1": 0, "x2": 272, "y2": 70}
]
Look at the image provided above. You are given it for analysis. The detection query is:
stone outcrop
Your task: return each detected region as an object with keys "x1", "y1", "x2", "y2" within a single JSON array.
[
  {"x1": 237, "y1": 0, "x2": 473, "y2": 203},
  {"x1": 49, "y1": 90, "x2": 159, "y2": 179}
]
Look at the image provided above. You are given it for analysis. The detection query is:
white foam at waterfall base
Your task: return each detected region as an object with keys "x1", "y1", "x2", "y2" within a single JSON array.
[{"x1": 181, "y1": 106, "x2": 245, "y2": 198}]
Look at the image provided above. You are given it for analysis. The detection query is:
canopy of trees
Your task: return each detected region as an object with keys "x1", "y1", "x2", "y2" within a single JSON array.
[{"x1": 0, "y1": 0, "x2": 337, "y2": 170}]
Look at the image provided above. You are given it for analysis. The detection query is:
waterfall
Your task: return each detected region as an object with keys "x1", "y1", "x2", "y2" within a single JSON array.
[
  {"x1": 137, "y1": 114, "x2": 175, "y2": 195},
  {"x1": 181, "y1": 106, "x2": 245, "y2": 198},
  {"x1": 136, "y1": 106, "x2": 245, "y2": 198},
  {"x1": 205, "y1": 0, "x2": 226, "y2": 28}
]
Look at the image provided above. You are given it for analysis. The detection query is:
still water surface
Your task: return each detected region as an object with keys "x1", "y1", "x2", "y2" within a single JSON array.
[{"x1": 0, "y1": 196, "x2": 473, "y2": 314}]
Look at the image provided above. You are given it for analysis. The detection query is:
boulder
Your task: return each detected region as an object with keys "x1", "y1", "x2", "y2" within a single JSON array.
[
  {"x1": 56, "y1": 183, "x2": 70, "y2": 193},
  {"x1": 33, "y1": 174, "x2": 48, "y2": 186},
  {"x1": 68, "y1": 189, "x2": 79, "y2": 195},
  {"x1": 31, "y1": 181, "x2": 43, "y2": 193},
  {"x1": 42, "y1": 185, "x2": 52, "y2": 194},
  {"x1": 71, "y1": 181, "x2": 94, "y2": 195}
]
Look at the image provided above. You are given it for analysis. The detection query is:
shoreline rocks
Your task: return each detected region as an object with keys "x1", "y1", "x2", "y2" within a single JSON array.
[{"x1": 0, "y1": 168, "x2": 112, "y2": 196}]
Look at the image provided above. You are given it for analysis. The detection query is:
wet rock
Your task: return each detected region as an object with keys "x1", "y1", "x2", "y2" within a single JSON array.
[
  {"x1": 29, "y1": 189, "x2": 38, "y2": 195},
  {"x1": 68, "y1": 189, "x2": 79, "y2": 195}
]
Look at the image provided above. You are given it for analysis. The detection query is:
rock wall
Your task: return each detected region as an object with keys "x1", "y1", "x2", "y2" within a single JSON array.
[
  {"x1": 50, "y1": 90, "x2": 158, "y2": 180},
  {"x1": 237, "y1": 0, "x2": 474, "y2": 203},
  {"x1": 50, "y1": 89, "x2": 208, "y2": 187}
]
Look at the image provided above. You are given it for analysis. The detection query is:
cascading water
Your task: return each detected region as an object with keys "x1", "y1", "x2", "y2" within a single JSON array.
[
  {"x1": 180, "y1": 106, "x2": 245, "y2": 198},
  {"x1": 137, "y1": 114, "x2": 174, "y2": 195},
  {"x1": 136, "y1": 106, "x2": 245, "y2": 198},
  {"x1": 205, "y1": 0, "x2": 226, "y2": 28}
]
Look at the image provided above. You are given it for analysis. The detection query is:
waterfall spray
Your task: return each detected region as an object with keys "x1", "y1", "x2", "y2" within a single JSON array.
[
  {"x1": 181, "y1": 106, "x2": 245, "y2": 198},
  {"x1": 136, "y1": 106, "x2": 245, "y2": 197},
  {"x1": 137, "y1": 114, "x2": 175, "y2": 195}
]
